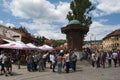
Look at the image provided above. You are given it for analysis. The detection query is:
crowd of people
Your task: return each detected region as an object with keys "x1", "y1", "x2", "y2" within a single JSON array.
[
  {"x1": 0, "y1": 49, "x2": 78, "y2": 77},
  {"x1": 25, "y1": 49, "x2": 78, "y2": 73},
  {"x1": 89, "y1": 49, "x2": 120, "y2": 68},
  {"x1": 0, "y1": 48, "x2": 120, "y2": 77}
]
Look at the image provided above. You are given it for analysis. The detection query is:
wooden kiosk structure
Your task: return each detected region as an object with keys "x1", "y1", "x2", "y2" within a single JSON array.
[{"x1": 61, "y1": 20, "x2": 89, "y2": 50}]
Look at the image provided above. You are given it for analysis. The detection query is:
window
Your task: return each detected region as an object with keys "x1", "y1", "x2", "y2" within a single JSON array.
[{"x1": 13, "y1": 35, "x2": 20, "y2": 38}]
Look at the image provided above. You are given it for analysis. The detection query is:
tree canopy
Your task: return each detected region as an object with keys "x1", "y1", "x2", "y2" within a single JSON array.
[
  {"x1": 66, "y1": 0, "x2": 95, "y2": 27},
  {"x1": 35, "y1": 36, "x2": 46, "y2": 46}
]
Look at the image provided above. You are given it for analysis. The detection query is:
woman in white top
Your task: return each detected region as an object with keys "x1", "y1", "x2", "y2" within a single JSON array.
[
  {"x1": 64, "y1": 51, "x2": 70, "y2": 73},
  {"x1": 49, "y1": 52, "x2": 56, "y2": 72},
  {"x1": 91, "y1": 52, "x2": 96, "y2": 67},
  {"x1": 112, "y1": 51, "x2": 118, "y2": 67}
]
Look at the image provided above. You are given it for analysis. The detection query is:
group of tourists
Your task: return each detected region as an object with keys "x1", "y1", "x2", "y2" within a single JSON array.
[
  {"x1": 90, "y1": 49, "x2": 120, "y2": 68},
  {"x1": 25, "y1": 49, "x2": 77, "y2": 73},
  {"x1": 0, "y1": 48, "x2": 78, "y2": 77},
  {"x1": 1, "y1": 47, "x2": 120, "y2": 77}
]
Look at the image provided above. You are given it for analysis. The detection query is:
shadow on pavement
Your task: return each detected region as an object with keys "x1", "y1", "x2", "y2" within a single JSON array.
[{"x1": 12, "y1": 72, "x2": 23, "y2": 76}]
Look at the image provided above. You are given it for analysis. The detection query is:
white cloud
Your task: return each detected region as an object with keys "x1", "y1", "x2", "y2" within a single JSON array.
[
  {"x1": 91, "y1": 0, "x2": 120, "y2": 17},
  {"x1": 98, "y1": 19, "x2": 108, "y2": 23},
  {"x1": 0, "y1": 19, "x2": 15, "y2": 28},
  {"x1": 3, "y1": 0, "x2": 120, "y2": 41},
  {"x1": 5, "y1": 23, "x2": 15, "y2": 27},
  {"x1": 20, "y1": 21, "x2": 66, "y2": 40},
  {"x1": 0, "y1": 20, "x2": 3, "y2": 24},
  {"x1": 85, "y1": 21, "x2": 120, "y2": 41},
  {"x1": 3, "y1": 0, "x2": 69, "y2": 39},
  {"x1": 21, "y1": 19, "x2": 120, "y2": 41},
  {"x1": 5, "y1": 0, "x2": 70, "y2": 23}
]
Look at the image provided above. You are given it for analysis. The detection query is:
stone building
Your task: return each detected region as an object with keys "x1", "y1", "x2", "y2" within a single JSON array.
[
  {"x1": 0, "y1": 25, "x2": 21, "y2": 41},
  {"x1": 102, "y1": 29, "x2": 120, "y2": 50},
  {"x1": 0, "y1": 24, "x2": 39, "y2": 44},
  {"x1": 83, "y1": 40, "x2": 102, "y2": 50}
]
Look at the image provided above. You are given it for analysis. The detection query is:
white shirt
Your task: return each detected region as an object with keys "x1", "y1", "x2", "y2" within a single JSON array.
[
  {"x1": 0, "y1": 54, "x2": 7, "y2": 64},
  {"x1": 112, "y1": 52, "x2": 118, "y2": 59},
  {"x1": 91, "y1": 53, "x2": 96, "y2": 61},
  {"x1": 43, "y1": 54, "x2": 47, "y2": 59},
  {"x1": 0, "y1": 54, "x2": 4, "y2": 59},
  {"x1": 65, "y1": 53, "x2": 70, "y2": 62},
  {"x1": 50, "y1": 54, "x2": 55, "y2": 63}
]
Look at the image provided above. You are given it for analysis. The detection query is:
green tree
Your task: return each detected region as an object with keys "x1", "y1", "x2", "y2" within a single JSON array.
[
  {"x1": 18, "y1": 26, "x2": 28, "y2": 33},
  {"x1": 66, "y1": 0, "x2": 95, "y2": 27},
  {"x1": 52, "y1": 40, "x2": 66, "y2": 47},
  {"x1": 13, "y1": 26, "x2": 29, "y2": 34},
  {"x1": 36, "y1": 36, "x2": 46, "y2": 46}
]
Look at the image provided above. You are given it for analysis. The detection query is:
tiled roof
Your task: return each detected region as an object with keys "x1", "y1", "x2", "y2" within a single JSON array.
[{"x1": 103, "y1": 29, "x2": 120, "y2": 40}]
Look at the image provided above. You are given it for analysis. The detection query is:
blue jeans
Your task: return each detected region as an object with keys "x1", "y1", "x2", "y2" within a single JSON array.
[
  {"x1": 65, "y1": 62, "x2": 70, "y2": 73},
  {"x1": 1, "y1": 63, "x2": 5, "y2": 72},
  {"x1": 27, "y1": 63, "x2": 34, "y2": 71},
  {"x1": 57, "y1": 62, "x2": 62, "y2": 73},
  {"x1": 71, "y1": 61, "x2": 76, "y2": 71}
]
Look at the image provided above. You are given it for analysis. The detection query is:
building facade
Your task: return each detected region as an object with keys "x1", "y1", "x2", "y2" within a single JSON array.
[
  {"x1": 0, "y1": 25, "x2": 21, "y2": 41},
  {"x1": 102, "y1": 29, "x2": 120, "y2": 50},
  {"x1": 0, "y1": 25, "x2": 39, "y2": 44},
  {"x1": 83, "y1": 40, "x2": 102, "y2": 50}
]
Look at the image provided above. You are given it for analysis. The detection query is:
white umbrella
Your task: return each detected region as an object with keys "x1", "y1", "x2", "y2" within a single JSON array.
[
  {"x1": 0, "y1": 41, "x2": 29, "y2": 50},
  {"x1": 26, "y1": 43, "x2": 38, "y2": 50},
  {"x1": 39, "y1": 44, "x2": 54, "y2": 51}
]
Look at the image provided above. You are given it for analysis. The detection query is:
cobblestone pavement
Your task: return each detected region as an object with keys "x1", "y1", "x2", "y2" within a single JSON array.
[{"x1": 0, "y1": 62, "x2": 120, "y2": 80}]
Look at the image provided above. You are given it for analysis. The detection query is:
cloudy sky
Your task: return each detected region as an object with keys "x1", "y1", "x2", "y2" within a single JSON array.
[{"x1": 0, "y1": 0, "x2": 120, "y2": 41}]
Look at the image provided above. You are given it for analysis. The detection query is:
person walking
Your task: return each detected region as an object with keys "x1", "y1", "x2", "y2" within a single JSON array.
[
  {"x1": 117, "y1": 50, "x2": 120, "y2": 66},
  {"x1": 0, "y1": 53, "x2": 1, "y2": 75},
  {"x1": 106, "y1": 51, "x2": 112, "y2": 67},
  {"x1": 101, "y1": 51, "x2": 107, "y2": 68},
  {"x1": 4, "y1": 55, "x2": 13, "y2": 76},
  {"x1": 57, "y1": 53, "x2": 63, "y2": 73},
  {"x1": 26, "y1": 54, "x2": 34, "y2": 72},
  {"x1": 112, "y1": 51, "x2": 118, "y2": 67},
  {"x1": 42, "y1": 52, "x2": 49, "y2": 69},
  {"x1": 0, "y1": 52, "x2": 6, "y2": 75},
  {"x1": 64, "y1": 51, "x2": 70, "y2": 73},
  {"x1": 70, "y1": 50, "x2": 77, "y2": 71},
  {"x1": 49, "y1": 52, "x2": 56, "y2": 72},
  {"x1": 91, "y1": 52, "x2": 96, "y2": 67},
  {"x1": 33, "y1": 54, "x2": 39, "y2": 71},
  {"x1": 38, "y1": 52, "x2": 44, "y2": 72},
  {"x1": 96, "y1": 51, "x2": 101, "y2": 68}
]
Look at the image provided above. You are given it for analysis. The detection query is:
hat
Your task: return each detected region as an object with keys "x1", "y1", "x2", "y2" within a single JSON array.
[{"x1": 60, "y1": 50, "x2": 63, "y2": 53}]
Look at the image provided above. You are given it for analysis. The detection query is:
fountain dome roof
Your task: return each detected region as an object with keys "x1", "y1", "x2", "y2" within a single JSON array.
[{"x1": 68, "y1": 20, "x2": 80, "y2": 25}]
